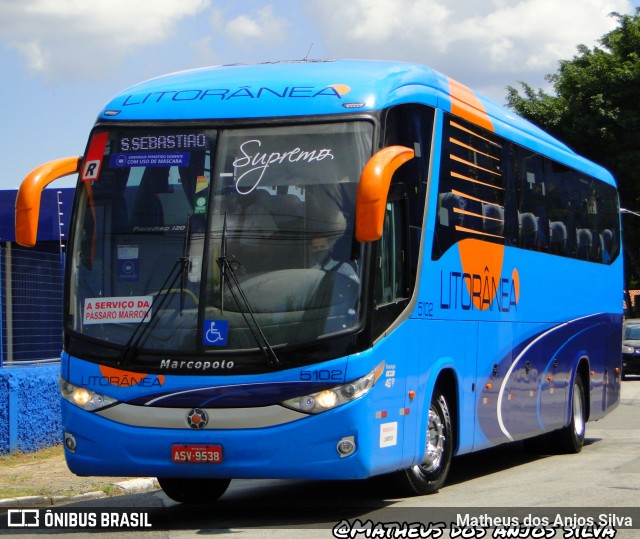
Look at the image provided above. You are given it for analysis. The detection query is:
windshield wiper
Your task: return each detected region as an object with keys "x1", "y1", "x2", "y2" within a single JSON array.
[
  {"x1": 117, "y1": 218, "x2": 193, "y2": 366},
  {"x1": 216, "y1": 255, "x2": 280, "y2": 368},
  {"x1": 179, "y1": 214, "x2": 194, "y2": 316},
  {"x1": 117, "y1": 256, "x2": 189, "y2": 367},
  {"x1": 216, "y1": 213, "x2": 280, "y2": 367}
]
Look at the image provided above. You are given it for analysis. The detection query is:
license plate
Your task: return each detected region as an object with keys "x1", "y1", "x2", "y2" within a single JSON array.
[{"x1": 171, "y1": 444, "x2": 223, "y2": 463}]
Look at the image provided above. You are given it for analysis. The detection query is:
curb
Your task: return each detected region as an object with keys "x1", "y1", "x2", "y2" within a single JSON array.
[{"x1": 0, "y1": 478, "x2": 158, "y2": 508}]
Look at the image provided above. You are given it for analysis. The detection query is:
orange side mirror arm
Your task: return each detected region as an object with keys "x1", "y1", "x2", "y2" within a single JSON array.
[
  {"x1": 15, "y1": 157, "x2": 81, "y2": 247},
  {"x1": 355, "y1": 146, "x2": 415, "y2": 242}
]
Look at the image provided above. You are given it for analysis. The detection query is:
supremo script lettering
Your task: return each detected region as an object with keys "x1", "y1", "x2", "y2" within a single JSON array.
[{"x1": 232, "y1": 139, "x2": 334, "y2": 194}]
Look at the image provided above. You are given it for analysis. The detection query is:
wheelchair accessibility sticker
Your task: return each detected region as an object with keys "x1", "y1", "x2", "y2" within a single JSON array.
[{"x1": 203, "y1": 320, "x2": 229, "y2": 346}]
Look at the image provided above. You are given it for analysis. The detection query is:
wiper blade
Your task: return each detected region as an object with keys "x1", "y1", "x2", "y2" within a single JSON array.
[
  {"x1": 220, "y1": 211, "x2": 228, "y2": 314},
  {"x1": 179, "y1": 214, "x2": 194, "y2": 316},
  {"x1": 216, "y1": 255, "x2": 281, "y2": 368},
  {"x1": 117, "y1": 256, "x2": 189, "y2": 367},
  {"x1": 117, "y1": 215, "x2": 197, "y2": 366}
]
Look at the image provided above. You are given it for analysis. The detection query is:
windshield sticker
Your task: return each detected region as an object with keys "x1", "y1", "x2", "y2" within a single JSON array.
[
  {"x1": 81, "y1": 132, "x2": 109, "y2": 182},
  {"x1": 232, "y1": 139, "x2": 335, "y2": 194},
  {"x1": 203, "y1": 320, "x2": 229, "y2": 346},
  {"x1": 117, "y1": 245, "x2": 139, "y2": 282},
  {"x1": 194, "y1": 175, "x2": 209, "y2": 215},
  {"x1": 110, "y1": 152, "x2": 190, "y2": 168},
  {"x1": 83, "y1": 296, "x2": 153, "y2": 325}
]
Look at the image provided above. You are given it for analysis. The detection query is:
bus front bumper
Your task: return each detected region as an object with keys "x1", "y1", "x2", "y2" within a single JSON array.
[{"x1": 61, "y1": 397, "x2": 390, "y2": 481}]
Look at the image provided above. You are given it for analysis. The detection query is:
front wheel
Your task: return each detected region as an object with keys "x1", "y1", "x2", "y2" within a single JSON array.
[
  {"x1": 393, "y1": 388, "x2": 453, "y2": 495},
  {"x1": 157, "y1": 477, "x2": 231, "y2": 504}
]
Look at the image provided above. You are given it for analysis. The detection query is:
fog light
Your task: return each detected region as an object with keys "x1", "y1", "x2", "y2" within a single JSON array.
[
  {"x1": 64, "y1": 433, "x2": 76, "y2": 453},
  {"x1": 337, "y1": 436, "x2": 356, "y2": 457}
]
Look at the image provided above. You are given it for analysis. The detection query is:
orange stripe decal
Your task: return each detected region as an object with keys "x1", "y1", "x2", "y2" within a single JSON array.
[
  {"x1": 458, "y1": 239, "x2": 504, "y2": 310},
  {"x1": 448, "y1": 78, "x2": 494, "y2": 133}
]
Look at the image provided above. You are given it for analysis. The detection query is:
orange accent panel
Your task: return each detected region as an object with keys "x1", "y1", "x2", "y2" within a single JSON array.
[
  {"x1": 327, "y1": 84, "x2": 351, "y2": 96},
  {"x1": 448, "y1": 78, "x2": 494, "y2": 133},
  {"x1": 458, "y1": 239, "x2": 505, "y2": 311},
  {"x1": 99, "y1": 365, "x2": 164, "y2": 387},
  {"x1": 15, "y1": 157, "x2": 81, "y2": 247},
  {"x1": 356, "y1": 145, "x2": 415, "y2": 242}
]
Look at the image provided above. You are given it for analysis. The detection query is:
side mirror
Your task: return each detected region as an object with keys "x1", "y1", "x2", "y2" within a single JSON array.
[
  {"x1": 355, "y1": 146, "x2": 415, "y2": 242},
  {"x1": 15, "y1": 156, "x2": 81, "y2": 247}
]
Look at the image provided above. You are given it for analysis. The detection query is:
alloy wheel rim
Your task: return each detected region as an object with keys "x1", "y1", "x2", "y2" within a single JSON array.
[
  {"x1": 573, "y1": 386, "x2": 585, "y2": 437},
  {"x1": 420, "y1": 406, "x2": 445, "y2": 472}
]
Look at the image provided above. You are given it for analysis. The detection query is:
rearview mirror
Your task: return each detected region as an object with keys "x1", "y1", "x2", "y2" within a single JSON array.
[
  {"x1": 15, "y1": 156, "x2": 81, "y2": 247},
  {"x1": 355, "y1": 146, "x2": 415, "y2": 242}
]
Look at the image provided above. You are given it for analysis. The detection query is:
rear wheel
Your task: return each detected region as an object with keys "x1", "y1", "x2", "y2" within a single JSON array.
[
  {"x1": 552, "y1": 374, "x2": 586, "y2": 454},
  {"x1": 395, "y1": 388, "x2": 453, "y2": 495},
  {"x1": 157, "y1": 477, "x2": 231, "y2": 504}
]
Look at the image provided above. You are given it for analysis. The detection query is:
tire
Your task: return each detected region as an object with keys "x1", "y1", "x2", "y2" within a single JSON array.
[
  {"x1": 393, "y1": 388, "x2": 453, "y2": 495},
  {"x1": 157, "y1": 477, "x2": 231, "y2": 504},
  {"x1": 552, "y1": 374, "x2": 586, "y2": 454}
]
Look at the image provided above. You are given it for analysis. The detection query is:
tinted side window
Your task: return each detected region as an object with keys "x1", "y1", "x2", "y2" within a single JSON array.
[
  {"x1": 433, "y1": 115, "x2": 505, "y2": 259},
  {"x1": 432, "y1": 113, "x2": 620, "y2": 265},
  {"x1": 515, "y1": 148, "x2": 620, "y2": 263}
]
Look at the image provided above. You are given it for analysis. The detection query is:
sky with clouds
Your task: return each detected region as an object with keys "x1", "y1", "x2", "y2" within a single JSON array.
[{"x1": 0, "y1": 0, "x2": 637, "y2": 191}]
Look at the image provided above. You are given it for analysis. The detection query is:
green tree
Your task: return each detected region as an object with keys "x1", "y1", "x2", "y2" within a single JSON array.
[{"x1": 506, "y1": 10, "x2": 640, "y2": 303}]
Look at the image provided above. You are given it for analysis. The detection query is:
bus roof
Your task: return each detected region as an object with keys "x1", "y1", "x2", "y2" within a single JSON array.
[{"x1": 98, "y1": 59, "x2": 614, "y2": 184}]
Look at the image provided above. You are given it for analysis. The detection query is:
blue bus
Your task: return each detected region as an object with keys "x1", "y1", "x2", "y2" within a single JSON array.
[{"x1": 16, "y1": 60, "x2": 623, "y2": 503}]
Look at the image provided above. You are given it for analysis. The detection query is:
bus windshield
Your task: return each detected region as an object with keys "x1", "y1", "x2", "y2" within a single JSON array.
[{"x1": 69, "y1": 121, "x2": 373, "y2": 355}]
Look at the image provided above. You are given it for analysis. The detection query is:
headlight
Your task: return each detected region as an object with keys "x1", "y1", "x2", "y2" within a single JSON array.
[
  {"x1": 59, "y1": 378, "x2": 118, "y2": 411},
  {"x1": 622, "y1": 345, "x2": 634, "y2": 354},
  {"x1": 281, "y1": 362, "x2": 385, "y2": 414}
]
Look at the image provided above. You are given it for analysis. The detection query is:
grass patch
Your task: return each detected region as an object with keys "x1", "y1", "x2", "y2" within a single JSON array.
[
  {"x1": 0, "y1": 444, "x2": 137, "y2": 499},
  {"x1": 0, "y1": 445, "x2": 62, "y2": 466},
  {"x1": 100, "y1": 484, "x2": 121, "y2": 496},
  {"x1": 0, "y1": 486, "x2": 56, "y2": 498}
]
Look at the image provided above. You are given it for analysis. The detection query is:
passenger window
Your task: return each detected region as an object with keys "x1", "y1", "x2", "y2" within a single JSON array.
[{"x1": 517, "y1": 152, "x2": 546, "y2": 250}]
